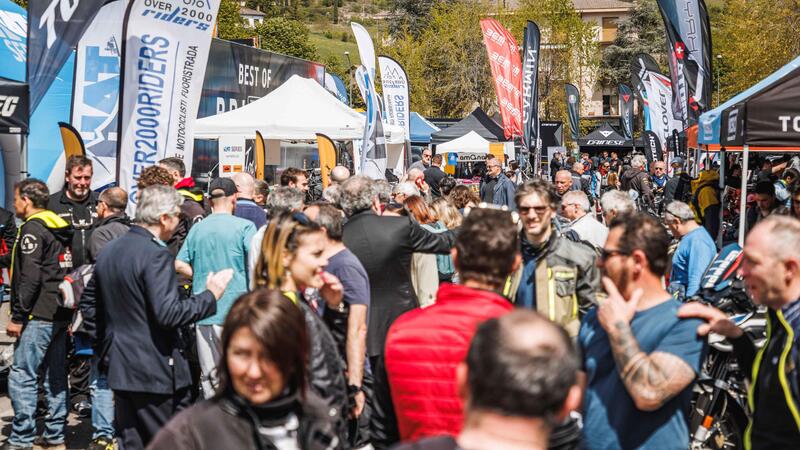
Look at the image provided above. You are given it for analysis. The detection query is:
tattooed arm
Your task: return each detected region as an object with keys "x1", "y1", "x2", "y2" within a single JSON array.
[{"x1": 607, "y1": 320, "x2": 696, "y2": 411}]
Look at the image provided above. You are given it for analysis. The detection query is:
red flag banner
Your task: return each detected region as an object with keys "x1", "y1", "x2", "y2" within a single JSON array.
[{"x1": 480, "y1": 19, "x2": 523, "y2": 140}]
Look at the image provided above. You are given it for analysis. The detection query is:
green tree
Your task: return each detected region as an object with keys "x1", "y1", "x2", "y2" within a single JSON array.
[
  {"x1": 715, "y1": 0, "x2": 800, "y2": 103},
  {"x1": 256, "y1": 17, "x2": 318, "y2": 60},
  {"x1": 217, "y1": 0, "x2": 253, "y2": 41},
  {"x1": 598, "y1": 0, "x2": 667, "y2": 88},
  {"x1": 11, "y1": 0, "x2": 25, "y2": 7}
]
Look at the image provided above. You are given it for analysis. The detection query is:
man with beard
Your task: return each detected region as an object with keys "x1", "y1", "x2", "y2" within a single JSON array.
[
  {"x1": 47, "y1": 156, "x2": 98, "y2": 268},
  {"x1": 579, "y1": 213, "x2": 705, "y2": 449}
]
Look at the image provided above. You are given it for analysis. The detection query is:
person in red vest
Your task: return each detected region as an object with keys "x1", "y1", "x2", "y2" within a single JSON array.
[{"x1": 384, "y1": 207, "x2": 518, "y2": 441}]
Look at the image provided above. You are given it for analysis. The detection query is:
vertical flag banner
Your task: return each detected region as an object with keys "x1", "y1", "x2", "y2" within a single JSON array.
[
  {"x1": 0, "y1": 0, "x2": 26, "y2": 82},
  {"x1": 324, "y1": 72, "x2": 348, "y2": 105},
  {"x1": 58, "y1": 122, "x2": 86, "y2": 159},
  {"x1": 350, "y1": 23, "x2": 386, "y2": 179},
  {"x1": 378, "y1": 55, "x2": 410, "y2": 141},
  {"x1": 251, "y1": 131, "x2": 265, "y2": 180},
  {"x1": 565, "y1": 83, "x2": 580, "y2": 141},
  {"x1": 355, "y1": 65, "x2": 386, "y2": 179},
  {"x1": 643, "y1": 130, "x2": 663, "y2": 164},
  {"x1": 117, "y1": 0, "x2": 221, "y2": 211},
  {"x1": 72, "y1": 0, "x2": 125, "y2": 189},
  {"x1": 316, "y1": 133, "x2": 337, "y2": 189},
  {"x1": 480, "y1": 18, "x2": 523, "y2": 140},
  {"x1": 521, "y1": 20, "x2": 541, "y2": 153},
  {"x1": 351, "y1": 22, "x2": 376, "y2": 79},
  {"x1": 619, "y1": 84, "x2": 634, "y2": 140},
  {"x1": 655, "y1": 0, "x2": 713, "y2": 127},
  {"x1": 631, "y1": 54, "x2": 680, "y2": 151},
  {"x1": 27, "y1": 0, "x2": 105, "y2": 113},
  {"x1": 631, "y1": 53, "x2": 659, "y2": 132}
]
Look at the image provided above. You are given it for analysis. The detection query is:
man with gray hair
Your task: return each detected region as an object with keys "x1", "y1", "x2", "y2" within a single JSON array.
[
  {"x1": 561, "y1": 190, "x2": 608, "y2": 249},
  {"x1": 331, "y1": 165, "x2": 351, "y2": 184},
  {"x1": 600, "y1": 190, "x2": 635, "y2": 224},
  {"x1": 392, "y1": 181, "x2": 420, "y2": 204},
  {"x1": 80, "y1": 185, "x2": 232, "y2": 450},
  {"x1": 89, "y1": 187, "x2": 131, "y2": 262},
  {"x1": 339, "y1": 175, "x2": 456, "y2": 447},
  {"x1": 621, "y1": 154, "x2": 655, "y2": 212},
  {"x1": 664, "y1": 201, "x2": 717, "y2": 300},
  {"x1": 265, "y1": 186, "x2": 304, "y2": 215}
]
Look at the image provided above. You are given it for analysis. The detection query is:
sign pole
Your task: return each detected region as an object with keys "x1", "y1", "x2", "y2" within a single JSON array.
[{"x1": 738, "y1": 145, "x2": 749, "y2": 247}]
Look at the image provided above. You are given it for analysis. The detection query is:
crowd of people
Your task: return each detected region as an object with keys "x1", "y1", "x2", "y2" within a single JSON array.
[{"x1": 1, "y1": 150, "x2": 800, "y2": 450}]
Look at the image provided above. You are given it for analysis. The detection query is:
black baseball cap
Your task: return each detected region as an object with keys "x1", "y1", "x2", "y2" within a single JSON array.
[{"x1": 209, "y1": 177, "x2": 237, "y2": 199}]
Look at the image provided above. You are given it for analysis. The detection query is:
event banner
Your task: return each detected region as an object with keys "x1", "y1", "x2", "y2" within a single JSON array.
[
  {"x1": 199, "y1": 39, "x2": 324, "y2": 119},
  {"x1": 565, "y1": 83, "x2": 580, "y2": 141},
  {"x1": 619, "y1": 84, "x2": 634, "y2": 140},
  {"x1": 355, "y1": 65, "x2": 386, "y2": 179},
  {"x1": 316, "y1": 133, "x2": 336, "y2": 189},
  {"x1": 521, "y1": 20, "x2": 540, "y2": 153},
  {"x1": 480, "y1": 18, "x2": 523, "y2": 140},
  {"x1": 378, "y1": 55, "x2": 410, "y2": 141},
  {"x1": 630, "y1": 54, "x2": 654, "y2": 132},
  {"x1": 27, "y1": 0, "x2": 104, "y2": 113},
  {"x1": 655, "y1": 0, "x2": 713, "y2": 128},
  {"x1": 0, "y1": 77, "x2": 28, "y2": 134},
  {"x1": 118, "y1": 0, "x2": 220, "y2": 211},
  {"x1": 218, "y1": 135, "x2": 245, "y2": 177},
  {"x1": 0, "y1": 0, "x2": 26, "y2": 82},
  {"x1": 643, "y1": 130, "x2": 664, "y2": 164},
  {"x1": 72, "y1": 0, "x2": 125, "y2": 189}
]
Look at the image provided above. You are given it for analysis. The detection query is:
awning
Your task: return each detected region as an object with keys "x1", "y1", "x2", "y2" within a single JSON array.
[
  {"x1": 430, "y1": 107, "x2": 505, "y2": 144},
  {"x1": 410, "y1": 112, "x2": 440, "y2": 144}
]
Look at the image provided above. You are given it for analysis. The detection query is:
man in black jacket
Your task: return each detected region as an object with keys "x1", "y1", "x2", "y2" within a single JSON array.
[
  {"x1": 80, "y1": 185, "x2": 232, "y2": 450},
  {"x1": 339, "y1": 175, "x2": 455, "y2": 448},
  {"x1": 5, "y1": 179, "x2": 74, "y2": 450},
  {"x1": 47, "y1": 156, "x2": 99, "y2": 269},
  {"x1": 88, "y1": 187, "x2": 131, "y2": 263},
  {"x1": 424, "y1": 154, "x2": 447, "y2": 198}
]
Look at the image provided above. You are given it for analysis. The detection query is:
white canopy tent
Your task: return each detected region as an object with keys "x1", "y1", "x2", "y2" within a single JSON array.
[
  {"x1": 436, "y1": 131, "x2": 491, "y2": 154},
  {"x1": 194, "y1": 75, "x2": 405, "y2": 144}
]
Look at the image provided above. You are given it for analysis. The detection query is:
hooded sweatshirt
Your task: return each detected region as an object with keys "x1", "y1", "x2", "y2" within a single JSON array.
[{"x1": 10, "y1": 210, "x2": 74, "y2": 323}]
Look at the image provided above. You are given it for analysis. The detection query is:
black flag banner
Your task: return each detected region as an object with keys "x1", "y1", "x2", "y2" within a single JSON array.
[
  {"x1": 619, "y1": 84, "x2": 634, "y2": 140},
  {"x1": 27, "y1": 0, "x2": 104, "y2": 113},
  {"x1": 565, "y1": 83, "x2": 580, "y2": 141},
  {"x1": 521, "y1": 21, "x2": 541, "y2": 153},
  {"x1": 643, "y1": 130, "x2": 663, "y2": 164},
  {"x1": 655, "y1": 0, "x2": 713, "y2": 128},
  {"x1": 0, "y1": 77, "x2": 28, "y2": 134}
]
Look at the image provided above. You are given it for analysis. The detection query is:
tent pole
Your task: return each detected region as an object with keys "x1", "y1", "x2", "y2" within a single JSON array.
[
  {"x1": 20, "y1": 134, "x2": 28, "y2": 180},
  {"x1": 738, "y1": 145, "x2": 749, "y2": 247},
  {"x1": 718, "y1": 147, "x2": 726, "y2": 249}
]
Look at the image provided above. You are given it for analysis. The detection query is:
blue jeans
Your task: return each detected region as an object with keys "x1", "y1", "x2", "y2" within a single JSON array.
[
  {"x1": 8, "y1": 320, "x2": 68, "y2": 446},
  {"x1": 91, "y1": 363, "x2": 115, "y2": 439}
]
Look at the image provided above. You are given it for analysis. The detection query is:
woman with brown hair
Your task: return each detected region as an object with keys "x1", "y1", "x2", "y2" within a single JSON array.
[
  {"x1": 449, "y1": 184, "x2": 480, "y2": 213},
  {"x1": 404, "y1": 196, "x2": 442, "y2": 306},
  {"x1": 148, "y1": 289, "x2": 338, "y2": 449},
  {"x1": 250, "y1": 211, "x2": 349, "y2": 444}
]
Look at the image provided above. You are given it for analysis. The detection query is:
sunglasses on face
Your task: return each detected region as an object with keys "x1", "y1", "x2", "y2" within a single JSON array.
[
  {"x1": 519, "y1": 205, "x2": 550, "y2": 216},
  {"x1": 599, "y1": 248, "x2": 628, "y2": 261}
]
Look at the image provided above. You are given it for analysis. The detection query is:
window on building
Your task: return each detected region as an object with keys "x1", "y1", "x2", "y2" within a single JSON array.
[
  {"x1": 601, "y1": 17, "x2": 619, "y2": 43},
  {"x1": 603, "y1": 93, "x2": 620, "y2": 116}
]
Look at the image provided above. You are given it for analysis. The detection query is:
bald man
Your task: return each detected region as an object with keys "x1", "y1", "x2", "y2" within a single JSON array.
[
  {"x1": 89, "y1": 187, "x2": 131, "y2": 262},
  {"x1": 554, "y1": 170, "x2": 574, "y2": 199},
  {"x1": 331, "y1": 165, "x2": 351, "y2": 184},
  {"x1": 232, "y1": 172, "x2": 267, "y2": 228}
]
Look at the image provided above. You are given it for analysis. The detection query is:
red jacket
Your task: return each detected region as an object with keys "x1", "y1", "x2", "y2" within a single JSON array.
[{"x1": 384, "y1": 283, "x2": 513, "y2": 441}]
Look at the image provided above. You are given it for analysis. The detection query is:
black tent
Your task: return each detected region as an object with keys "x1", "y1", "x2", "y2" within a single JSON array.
[
  {"x1": 430, "y1": 107, "x2": 505, "y2": 145},
  {"x1": 577, "y1": 123, "x2": 632, "y2": 150},
  {"x1": 0, "y1": 77, "x2": 28, "y2": 134}
]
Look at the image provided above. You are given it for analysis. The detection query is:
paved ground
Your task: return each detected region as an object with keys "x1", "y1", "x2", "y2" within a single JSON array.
[{"x1": 0, "y1": 302, "x2": 94, "y2": 449}]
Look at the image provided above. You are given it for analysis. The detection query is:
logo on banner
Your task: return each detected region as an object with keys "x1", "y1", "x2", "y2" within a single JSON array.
[
  {"x1": 779, "y1": 115, "x2": 800, "y2": 133},
  {"x1": 674, "y1": 42, "x2": 686, "y2": 60},
  {"x1": 569, "y1": 94, "x2": 577, "y2": 104},
  {"x1": 586, "y1": 140, "x2": 625, "y2": 146},
  {"x1": 599, "y1": 130, "x2": 613, "y2": 138},
  {"x1": 78, "y1": 37, "x2": 121, "y2": 158},
  {"x1": 727, "y1": 109, "x2": 738, "y2": 141},
  {"x1": 622, "y1": 94, "x2": 631, "y2": 102},
  {"x1": 0, "y1": 10, "x2": 26, "y2": 62},
  {"x1": 0, "y1": 96, "x2": 19, "y2": 117}
]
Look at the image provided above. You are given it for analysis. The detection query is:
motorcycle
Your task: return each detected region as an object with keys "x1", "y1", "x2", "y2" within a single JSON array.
[{"x1": 688, "y1": 243, "x2": 766, "y2": 450}]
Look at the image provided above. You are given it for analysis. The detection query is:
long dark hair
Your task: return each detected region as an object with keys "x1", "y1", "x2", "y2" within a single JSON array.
[{"x1": 216, "y1": 289, "x2": 309, "y2": 400}]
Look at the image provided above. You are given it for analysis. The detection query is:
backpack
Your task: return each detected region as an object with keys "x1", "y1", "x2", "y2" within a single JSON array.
[{"x1": 58, "y1": 264, "x2": 94, "y2": 333}]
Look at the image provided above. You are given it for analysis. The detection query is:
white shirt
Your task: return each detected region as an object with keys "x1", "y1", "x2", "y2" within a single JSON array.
[{"x1": 568, "y1": 213, "x2": 609, "y2": 249}]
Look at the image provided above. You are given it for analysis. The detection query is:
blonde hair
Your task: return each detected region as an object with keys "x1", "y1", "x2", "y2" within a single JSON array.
[
  {"x1": 430, "y1": 198, "x2": 462, "y2": 229},
  {"x1": 254, "y1": 211, "x2": 322, "y2": 289}
]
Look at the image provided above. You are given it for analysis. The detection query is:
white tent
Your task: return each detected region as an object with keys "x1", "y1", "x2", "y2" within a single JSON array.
[
  {"x1": 194, "y1": 75, "x2": 405, "y2": 144},
  {"x1": 436, "y1": 131, "x2": 491, "y2": 154}
]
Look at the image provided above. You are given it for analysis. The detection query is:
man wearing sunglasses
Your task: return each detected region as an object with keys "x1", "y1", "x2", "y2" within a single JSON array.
[
  {"x1": 508, "y1": 180, "x2": 600, "y2": 337},
  {"x1": 579, "y1": 213, "x2": 705, "y2": 450}
]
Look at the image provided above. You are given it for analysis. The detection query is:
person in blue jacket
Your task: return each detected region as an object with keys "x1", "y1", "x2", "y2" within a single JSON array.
[{"x1": 664, "y1": 201, "x2": 717, "y2": 300}]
